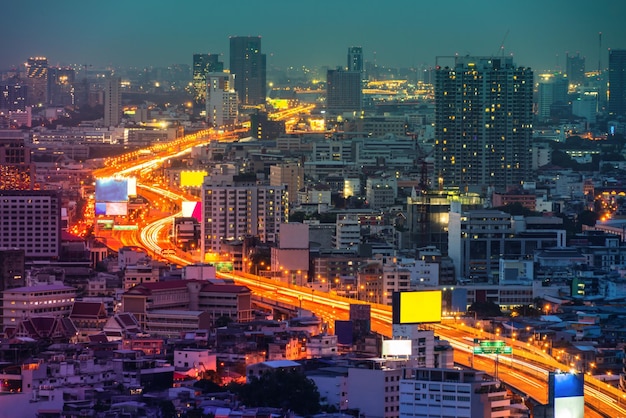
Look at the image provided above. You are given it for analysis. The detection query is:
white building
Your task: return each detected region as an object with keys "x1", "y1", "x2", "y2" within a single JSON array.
[
  {"x1": 392, "y1": 325, "x2": 437, "y2": 369},
  {"x1": 182, "y1": 263, "x2": 217, "y2": 281},
  {"x1": 335, "y1": 213, "x2": 360, "y2": 251},
  {"x1": 271, "y1": 223, "x2": 309, "y2": 286},
  {"x1": 346, "y1": 360, "x2": 404, "y2": 418},
  {"x1": 103, "y1": 76, "x2": 121, "y2": 127},
  {"x1": 123, "y1": 260, "x2": 160, "y2": 289},
  {"x1": 399, "y1": 368, "x2": 516, "y2": 418},
  {"x1": 206, "y1": 72, "x2": 238, "y2": 128},
  {"x1": 2, "y1": 283, "x2": 76, "y2": 330},
  {"x1": 174, "y1": 348, "x2": 217, "y2": 372},
  {"x1": 201, "y1": 165, "x2": 287, "y2": 255},
  {"x1": 366, "y1": 177, "x2": 397, "y2": 209}
]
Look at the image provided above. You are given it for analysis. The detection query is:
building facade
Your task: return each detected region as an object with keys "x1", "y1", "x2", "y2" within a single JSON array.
[
  {"x1": 103, "y1": 77, "x2": 121, "y2": 127},
  {"x1": 229, "y1": 36, "x2": 266, "y2": 106},
  {"x1": 206, "y1": 72, "x2": 238, "y2": 127},
  {"x1": 609, "y1": 49, "x2": 626, "y2": 117},
  {"x1": 201, "y1": 165, "x2": 287, "y2": 255},
  {"x1": 192, "y1": 53, "x2": 223, "y2": 110},
  {"x1": 434, "y1": 56, "x2": 533, "y2": 193},
  {"x1": 0, "y1": 190, "x2": 61, "y2": 259},
  {"x1": 326, "y1": 68, "x2": 362, "y2": 115}
]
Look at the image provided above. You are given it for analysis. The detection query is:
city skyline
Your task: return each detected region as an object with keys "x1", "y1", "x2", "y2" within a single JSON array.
[{"x1": 2, "y1": 0, "x2": 626, "y2": 74}]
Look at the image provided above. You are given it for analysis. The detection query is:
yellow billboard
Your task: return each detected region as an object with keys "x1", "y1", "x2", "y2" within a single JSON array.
[
  {"x1": 392, "y1": 290, "x2": 442, "y2": 324},
  {"x1": 180, "y1": 170, "x2": 208, "y2": 187}
]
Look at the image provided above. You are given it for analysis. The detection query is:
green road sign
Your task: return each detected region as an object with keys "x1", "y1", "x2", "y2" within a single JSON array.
[
  {"x1": 473, "y1": 340, "x2": 512, "y2": 354},
  {"x1": 473, "y1": 346, "x2": 512, "y2": 354}
]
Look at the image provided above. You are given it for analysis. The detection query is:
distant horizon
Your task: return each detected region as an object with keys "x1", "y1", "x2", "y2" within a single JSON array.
[{"x1": 2, "y1": 0, "x2": 626, "y2": 75}]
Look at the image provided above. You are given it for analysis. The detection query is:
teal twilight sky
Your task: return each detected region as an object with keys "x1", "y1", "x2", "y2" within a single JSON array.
[{"x1": 1, "y1": 0, "x2": 625, "y2": 73}]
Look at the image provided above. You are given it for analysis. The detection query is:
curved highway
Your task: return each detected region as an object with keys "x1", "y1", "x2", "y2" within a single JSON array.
[{"x1": 89, "y1": 125, "x2": 620, "y2": 418}]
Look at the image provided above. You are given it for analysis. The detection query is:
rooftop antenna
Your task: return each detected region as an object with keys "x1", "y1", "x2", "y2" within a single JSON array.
[
  {"x1": 598, "y1": 32, "x2": 602, "y2": 72},
  {"x1": 494, "y1": 30, "x2": 510, "y2": 57}
]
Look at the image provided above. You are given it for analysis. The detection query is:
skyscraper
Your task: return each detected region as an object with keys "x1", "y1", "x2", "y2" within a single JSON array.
[
  {"x1": 434, "y1": 56, "x2": 533, "y2": 193},
  {"x1": 192, "y1": 53, "x2": 223, "y2": 110},
  {"x1": 608, "y1": 49, "x2": 626, "y2": 117},
  {"x1": 103, "y1": 76, "x2": 121, "y2": 127},
  {"x1": 326, "y1": 68, "x2": 362, "y2": 115},
  {"x1": 47, "y1": 67, "x2": 75, "y2": 106},
  {"x1": 229, "y1": 36, "x2": 266, "y2": 106},
  {"x1": 206, "y1": 72, "x2": 238, "y2": 127},
  {"x1": 566, "y1": 52, "x2": 585, "y2": 86},
  {"x1": 347, "y1": 46, "x2": 363, "y2": 72},
  {"x1": 24, "y1": 56, "x2": 48, "y2": 106},
  {"x1": 537, "y1": 73, "x2": 568, "y2": 120}
]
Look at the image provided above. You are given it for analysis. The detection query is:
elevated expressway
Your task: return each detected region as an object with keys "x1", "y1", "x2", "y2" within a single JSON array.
[{"x1": 90, "y1": 128, "x2": 621, "y2": 417}]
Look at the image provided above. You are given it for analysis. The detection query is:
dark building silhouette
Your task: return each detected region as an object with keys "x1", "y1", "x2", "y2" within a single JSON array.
[
  {"x1": 0, "y1": 249, "x2": 25, "y2": 291},
  {"x1": 566, "y1": 52, "x2": 585, "y2": 86},
  {"x1": 229, "y1": 36, "x2": 266, "y2": 106},
  {"x1": 0, "y1": 130, "x2": 35, "y2": 189},
  {"x1": 347, "y1": 46, "x2": 364, "y2": 73},
  {"x1": 609, "y1": 49, "x2": 626, "y2": 117},
  {"x1": 25, "y1": 56, "x2": 48, "y2": 106},
  {"x1": 434, "y1": 56, "x2": 533, "y2": 193},
  {"x1": 192, "y1": 53, "x2": 224, "y2": 110},
  {"x1": 47, "y1": 67, "x2": 75, "y2": 106},
  {"x1": 0, "y1": 81, "x2": 27, "y2": 111},
  {"x1": 326, "y1": 68, "x2": 362, "y2": 115},
  {"x1": 250, "y1": 111, "x2": 285, "y2": 140}
]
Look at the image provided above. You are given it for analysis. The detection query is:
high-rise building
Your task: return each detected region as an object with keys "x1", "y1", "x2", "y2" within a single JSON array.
[
  {"x1": 201, "y1": 165, "x2": 287, "y2": 255},
  {"x1": 434, "y1": 56, "x2": 533, "y2": 193},
  {"x1": 24, "y1": 56, "x2": 48, "y2": 106},
  {"x1": 192, "y1": 53, "x2": 224, "y2": 110},
  {"x1": 47, "y1": 67, "x2": 75, "y2": 106},
  {"x1": 0, "y1": 81, "x2": 27, "y2": 111},
  {"x1": 608, "y1": 49, "x2": 626, "y2": 117},
  {"x1": 537, "y1": 73, "x2": 569, "y2": 120},
  {"x1": 347, "y1": 46, "x2": 363, "y2": 72},
  {"x1": 326, "y1": 68, "x2": 362, "y2": 115},
  {"x1": 206, "y1": 72, "x2": 238, "y2": 127},
  {"x1": 229, "y1": 36, "x2": 266, "y2": 106},
  {"x1": 0, "y1": 190, "x2": 61, "y2": 260},
  {"x1": 103, "y1": 76, "x2": 121, "y2": 127},
  {"x1": 566, "y1": 52, "x2": 585, "y2": 86}
]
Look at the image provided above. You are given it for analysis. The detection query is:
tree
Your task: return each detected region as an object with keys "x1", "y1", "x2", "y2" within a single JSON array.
[
  {"x1": 511, "y1": 305, "x2": 542, "y2": 318},
  {"x1": 577, "y1": 210, "x2": 598, "y2": 228},
  {"x1": 214, "y1": 316, "x2": 233, "y2": 328},
  {"x1": 230, "y1": 369, "x2": 321, "y2": 415},
  {"x1": 468, "y1": 301, "x2": 502, "y2": 319}
]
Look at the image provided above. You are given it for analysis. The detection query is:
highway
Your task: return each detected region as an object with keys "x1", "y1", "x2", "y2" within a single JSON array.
[{"x1": 87, "y1": 123, "x2": 622, "y2": 417}]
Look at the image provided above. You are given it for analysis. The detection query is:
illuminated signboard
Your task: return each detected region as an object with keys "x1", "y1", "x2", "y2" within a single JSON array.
[
  {"x1": 214, "y1": 262, "x2": 233, "y2": 272},
  {"x1": 95, "y1": 202, "x2": 107, "y2": 216},
  {"x1": 549, "y1": 372, "x2": 584, "y2": 418},
  {"x1": 392, "y1": 290, "x2": 442, "y2": 324},
  {"x1": 382, "y1": 340, "x2": 412, "y2": 357},
  {"x1": 95, "y1": 178, "x2": 129, "y2": 202},
  {"x1": 180, "y1": 171, "x2": 208, "y2": 188},
  {"x1": 105, "y1": 202, "x2": 128, "y2": 216},
  {"x1": 113, "y1": 224, "x2": 139, "y2": 231},
  {"x1": 127, "y1": 177, "x2": 137, "y2": 197},
  {"x1": 182, "y1": 201, "x2": 202, "y2": 222}
]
